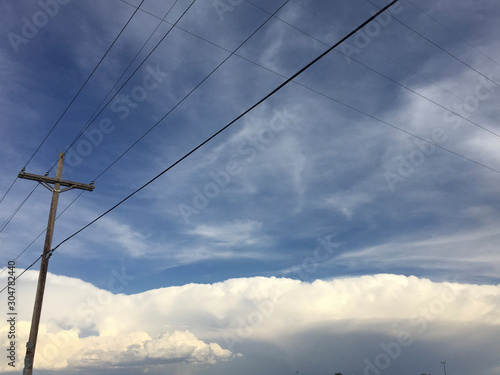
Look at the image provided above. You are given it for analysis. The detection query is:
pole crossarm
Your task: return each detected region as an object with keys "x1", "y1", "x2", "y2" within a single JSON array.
[{"x1": 18, "y1": 170, "x2": 95, "y2": 192}]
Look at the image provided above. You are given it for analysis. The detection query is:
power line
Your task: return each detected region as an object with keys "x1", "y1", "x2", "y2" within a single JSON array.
[
  {"x1": 365, "y1": 44, "x2": 500, "y2": 127},
  {"x1": 0, "y1": 255, "x2": 43, "y2": 295},
  {"x1": 0, "y1": 190, "x2": 84, "y2": 278},
  {"x1": 292, "y1": 80, "x2": 500, "y2": 174},
  {"x1": 0, "y1": 178, "x2": 17, "y2": 206},
  {"x1": 250, "y1": 3, "x2": 500, "y2": 174},
  {"x1": 296, "y1": 0, "x2": 500, "y2": 104},
  {"x1": 48, "y1": 0, "x2": 500, "y2": 257},
  {"x1": 0, "y1": 185, "x2": 38, "y2": 234}
]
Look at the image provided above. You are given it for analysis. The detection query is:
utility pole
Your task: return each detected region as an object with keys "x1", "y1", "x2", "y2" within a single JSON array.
[{"x1": 18, "y1": 153, "x2": 94, "y2": 375}]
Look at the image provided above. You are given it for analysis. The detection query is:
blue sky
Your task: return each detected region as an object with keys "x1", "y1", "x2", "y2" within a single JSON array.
[{"x1": 1, "y1": 0, "x2": 500, "y2": 374}]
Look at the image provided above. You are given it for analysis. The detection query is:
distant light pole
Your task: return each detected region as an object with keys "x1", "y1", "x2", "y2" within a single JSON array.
[{"x1": 441, "y1": 361, "x2": 447, "y2": 375}]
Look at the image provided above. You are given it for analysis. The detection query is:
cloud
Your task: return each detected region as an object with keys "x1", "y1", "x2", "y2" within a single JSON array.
[
  {"x1": 189, "y1": 220, "x2": 263, "y2": 247},
  {"x1": 69, "y1": 330, "x2": 232, "y2": 368},
  {"x1": 334, "y1": 225, "x2": 500, "y2": 279},
  {"x1": 165, "y1": 220, "x2": 273, "y2": 265},
  {"x1": 2, "y1": 272, "x2": 500, "y2": 373},
  {"x1": 324, "y1": 191, "x2": 372, "y2": 218},
  {"x1": 1, "y1": 324, "x2": 231, "y2": 370},
  {"x1": 95, "y1": 216, "x2": 150, "y2": 258}
]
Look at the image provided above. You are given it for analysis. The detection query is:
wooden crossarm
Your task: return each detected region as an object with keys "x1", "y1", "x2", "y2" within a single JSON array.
[{"x1": 18, "y1": 171, "x2": 94, "y2": 191}]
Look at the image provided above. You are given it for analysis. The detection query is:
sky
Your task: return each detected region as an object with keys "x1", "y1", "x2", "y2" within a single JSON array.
[{"x1": 0, "y1": 0, "x2": 500, "y2": 374}]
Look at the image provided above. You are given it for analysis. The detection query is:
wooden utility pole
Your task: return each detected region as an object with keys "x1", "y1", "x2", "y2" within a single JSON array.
[{"x1": 18, "y1": 153, "x2": 94, "y2": 375}]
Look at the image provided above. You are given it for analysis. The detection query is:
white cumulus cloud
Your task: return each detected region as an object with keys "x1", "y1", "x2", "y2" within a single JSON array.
[{"x1": 1, "y1": 272, "x2": 500, "y2": 374}]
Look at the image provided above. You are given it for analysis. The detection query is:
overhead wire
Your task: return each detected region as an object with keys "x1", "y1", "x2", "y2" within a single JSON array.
[
  {"x1": 365, "y1": 45, "x2": 500, "y2": 127},
  {"x1": 18, "y1": 0, "x2": 292, "y2": 255},
  {"x1": 9, "y1": 0, "x2": 494, "y2": 247},
  {"x1": 0, "y1": 179, "x2": 17, "y2": 206},
  {"x1": 291, "y1": 83, "x2": 500, "y2": 174},
  {"x1": 0, "y1": 190, "x2": 84, "y2": 279},
  {"x1": 0, "y1": 254, "x2": 43, "y2": 294},
  {"x1": 4, "y1": 0, "x2": 498, "y2": 276},
  {"x1": 0, "y1": 186, "x2": 38, "y2": 234}
]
